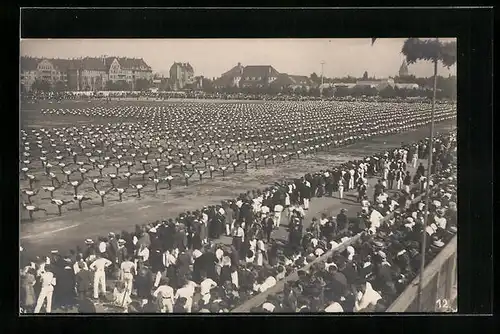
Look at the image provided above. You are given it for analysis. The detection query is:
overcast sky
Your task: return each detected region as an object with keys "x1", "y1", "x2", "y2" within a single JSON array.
[{"x1": 21, "y1": 38, "x2": 457, "y2": 79}]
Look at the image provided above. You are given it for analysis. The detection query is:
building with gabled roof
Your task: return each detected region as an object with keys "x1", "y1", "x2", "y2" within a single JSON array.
[
  {"x1": 270, "y1": 73, "x2": 313, "y2": 92},
  {"x1": 214, "y1": 62, "x2": 244, "y2": 88},
  {"x1": 239, "y1": 65, "x2": 280, "y2": 88},
  {"x1": 169, "y1": 62, "x2": 195, "y2": 90}
]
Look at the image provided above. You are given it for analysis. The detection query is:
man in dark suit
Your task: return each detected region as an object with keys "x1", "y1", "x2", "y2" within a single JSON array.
[
  {"x1": 336, "y1": 209, "x2": 349, "y2": 236},
  {"x1": 75, "y1": 262, "x2": 92, "y2": 300}
]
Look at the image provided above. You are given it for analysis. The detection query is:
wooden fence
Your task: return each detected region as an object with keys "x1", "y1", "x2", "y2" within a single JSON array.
[{"x1": 386, "y1": 235, "x2": 457, "y2": 312}]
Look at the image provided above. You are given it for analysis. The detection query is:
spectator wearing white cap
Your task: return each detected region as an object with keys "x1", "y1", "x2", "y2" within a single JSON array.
[
  {"x1": 273, "y1": 203, "x2": 284, "y2": 228},
  {"x1": 116, "y1": 239, "x2": 128, "y2": 264}
]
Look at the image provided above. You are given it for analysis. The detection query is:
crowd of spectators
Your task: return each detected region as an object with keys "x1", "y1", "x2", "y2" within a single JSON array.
[
  {"x1": 21, "y1": 90, "x2": 449, "y2": 104},
  {"x1": 19, "y1": 131, "x2": 456, "y2": 313}
]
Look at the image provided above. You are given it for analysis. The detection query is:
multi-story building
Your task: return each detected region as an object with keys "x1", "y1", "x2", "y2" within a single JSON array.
[
  {"x1": 239, "y1": 65, "x2": 280, "y2": 89},
  {"x1": 169, "y1": 62, "x2": 194, "y2": 90},
  {"x1": 216, "y1": 64, "x2": 312, "y2": 92},
  {"x1": 107, "y1": 57, "x2": 153, "y2": 88},
  {"x1": 20, "y1": 56, "x2": 152, "y2": 92},
  {"x1": 20, "y1": 57, "x2": 72, "y2": 92},
  {"x1": 20, "y1": 57, "x2": 39, "y2": 92}
]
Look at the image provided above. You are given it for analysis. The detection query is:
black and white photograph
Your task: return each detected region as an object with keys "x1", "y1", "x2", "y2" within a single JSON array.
[{"x1": 19, "y1": 37, "x2": 459, "y2": 314}]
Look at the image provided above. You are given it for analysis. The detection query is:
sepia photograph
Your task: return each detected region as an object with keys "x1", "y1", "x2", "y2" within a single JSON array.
[{"x1": 19, "y1": 37, "x2": 458, "y2": 314}]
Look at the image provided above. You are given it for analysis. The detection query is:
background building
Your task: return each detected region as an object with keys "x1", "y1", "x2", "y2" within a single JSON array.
[
  {"x1": 399, "y1": 60, "x2": 409, "y2": 77},
  {"x1": 169, "y1": 62, "x2": 195, "y2": 91},
  {"x1": 239, "y1": 65, "x2": 279, "y2": 89},
  {"x1": 20, "y1": 56, "x2": 152, "y2": 92},
  {"x1": 355, "y1": 78, "x2": 395, "y2": 91},
  {"x1": 215, "y1": 63, "x2": 313, "y2": 92},
  {"x1": 214, "y1": 62, "x2": 244, "y2": 88}
]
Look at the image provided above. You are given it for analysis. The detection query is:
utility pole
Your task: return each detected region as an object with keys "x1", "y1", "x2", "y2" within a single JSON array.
[
  {"x1": 417, "y1": 37, "x2": 439, "y2": 312},
  {"x1": 320, "y1": 61, "x2": 325, "y2": 97}
]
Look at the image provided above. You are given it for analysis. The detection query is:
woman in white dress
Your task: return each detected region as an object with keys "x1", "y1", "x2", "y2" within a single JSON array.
[
  {"x1": 337, "y1": 179, "x2": 344, "y2": 199},
  {"x1": 255, "y1": 238, "x2": 266, "y2": 266}
]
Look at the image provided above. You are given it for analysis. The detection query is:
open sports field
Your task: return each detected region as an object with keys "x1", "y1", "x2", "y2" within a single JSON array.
[{"x1": 19, "y1": 99, "x2": 456, "y2": 260}]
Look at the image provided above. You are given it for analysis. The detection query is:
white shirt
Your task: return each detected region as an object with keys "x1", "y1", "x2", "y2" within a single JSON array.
[
  {"x1": 215, "y1": 249, "x2": 224, "y2": 263},
  {"x1": 153, "y1": 285, "x2": 174, "y2": 299},
  {"x1": 274, "y1": 204, "x2": 283, "y2": 213},
  {"x1": 354, "y1": 283, "x2": 382, "y2": 311},
  {"x1": 120, "y1": 261, "x2": 136, "y2": 274},
  {"x1": 234, "y1": 227, "x2": 245, "y2": 241},
  {"x1": 200, "y1": 278, "x2": 217, "y2": 296},
  {"x1": 296, "y1": 207, "x2": 305, "y2": 217},
  {"x1": 325, "y1": 302, "x2": 344, "y2": 313},
  {"x1": 40, "y1": 271, "x2": 56, "y2": 291},
  {"x1": 259, "y1": 276, "x2": 277, "y2": 293},
  {"x1": 98, "y1": 241, "x2": 107, "y2": 253},
  {"x1": 369, "y1": 210, "x2": 384, "y2": 229},
  {"x1": 261, "y1": 206, "x2": 270, "y2": 214},
  {"x1": 256, "y1": 240, "x2": 265, "y2": 253},
  {"x1": 90, "y1": 258, "x2": 112, "y2": 272},
  {"x1": 138, "y1": 247, "x2": 150, "y2": 262},
  {"x1": 262, "y1": 302, "x2": 276, "y2": 312},
  {"x1": 175, "y1": 285, "x2": 195, "y2": 301},
  {"x1": 320, "y1": 218, "x2": 328, "y2": 226},
  {"x1": 73, "y1": 261, "x2": 87, "y2": 274},
  {"x1": 163, "y1": 251, "x2": 177, "y2": 267},
  {"x1": 434, "y1": 216, "x2": 447, "y2": 229}
]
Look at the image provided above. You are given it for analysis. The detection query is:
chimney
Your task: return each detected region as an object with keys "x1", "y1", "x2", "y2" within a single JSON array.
[{"x1": 237, "y1": 62, "x2": 241, "y2": 67}]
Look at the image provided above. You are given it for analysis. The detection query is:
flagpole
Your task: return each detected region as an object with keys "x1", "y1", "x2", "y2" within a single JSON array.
[{"x1": 416, "y1": 38, "x2": 439, "y2": 312}]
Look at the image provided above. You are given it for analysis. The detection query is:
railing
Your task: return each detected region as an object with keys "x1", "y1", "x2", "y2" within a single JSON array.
[{"x1": 387, "y1": 235, "x2": 457, "y2": 312}]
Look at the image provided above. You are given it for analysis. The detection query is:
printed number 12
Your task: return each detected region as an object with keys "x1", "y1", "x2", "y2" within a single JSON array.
[{"x1": 436, "y1": 299, "x2": 448, "y2": 310}]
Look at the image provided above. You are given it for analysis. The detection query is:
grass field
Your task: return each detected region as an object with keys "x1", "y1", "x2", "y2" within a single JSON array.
[{"x1": 19, "y1": 99, "x2": 456, "y2": 260}]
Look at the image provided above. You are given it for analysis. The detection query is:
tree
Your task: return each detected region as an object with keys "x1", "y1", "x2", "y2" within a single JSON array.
[
  {"x1": 32, "y1": 79, "x2": 51, "y2": 92},
  {"x1": 362, "y1": 71, "x2": 368, "y2": 80},
  {"x1": 54, "y1": 80, "x2": 67, "y2": 92},
  {"x1": 309, "y1": 72, "x2": 320, "y2": 85},
  {"x1": 334, "y1": 86, "x2": 351, "y2": 98},
  {"x1": 201, "y1": 77, "x2": 215, "y2": 93},
  {"x1": 308, "y1": 87, "x2": 320, "y2": 97},
  {"x1": 135, "y1": 78, "x2": 152, "y2": 91},
  {"x1": 379, "y1": 85, "x2": 395, "y2": 98},
  {"x1": 322, "y1": 86, "x2": 335, "y2": 98}
]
